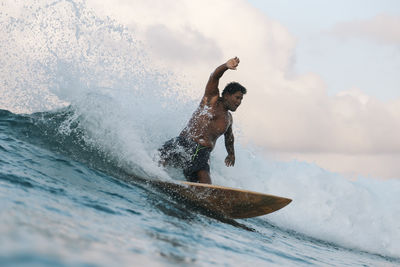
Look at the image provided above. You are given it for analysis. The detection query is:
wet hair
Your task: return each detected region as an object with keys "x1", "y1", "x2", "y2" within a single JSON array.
[{"x1": 222, "y1": 82, "x2": 247, "y2": 96}]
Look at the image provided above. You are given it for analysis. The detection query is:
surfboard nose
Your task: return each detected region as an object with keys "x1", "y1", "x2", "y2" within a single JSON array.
[{"x1": 230, "y1": 195, "x2": 292, "y2": 219}]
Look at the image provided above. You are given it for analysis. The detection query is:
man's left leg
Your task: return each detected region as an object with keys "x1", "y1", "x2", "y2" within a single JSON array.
[{"x1": 184, "y1": 143, "x2": 211, "y2": 184}]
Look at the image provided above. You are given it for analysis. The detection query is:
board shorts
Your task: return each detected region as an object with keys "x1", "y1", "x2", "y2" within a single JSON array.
[{"x1": 159, "y1": 136, "x2": 211, "y2": 182}]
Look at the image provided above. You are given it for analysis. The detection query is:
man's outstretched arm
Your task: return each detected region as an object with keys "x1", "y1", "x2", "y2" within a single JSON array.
[
  {"x1": 204, "y1": 57, "x2": 240, "y2": 98},
  {"x1": 224, "y1": 124, "x2": 235, "y2": 167}
]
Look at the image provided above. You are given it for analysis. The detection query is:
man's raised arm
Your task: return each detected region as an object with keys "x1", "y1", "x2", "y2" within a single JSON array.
[{"x1": 204, "y1": 57, "x2": 240, "y2": 97}]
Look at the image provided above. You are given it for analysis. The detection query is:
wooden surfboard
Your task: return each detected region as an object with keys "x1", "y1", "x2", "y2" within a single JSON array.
[{"x1": 150, "y1": 180, "x2": 292, "y2": 219}]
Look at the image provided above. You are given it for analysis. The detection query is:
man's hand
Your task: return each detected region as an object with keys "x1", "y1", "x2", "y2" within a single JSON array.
[
  {"x1": 226, "y1": 57, "x2": 240, "y2": 70},
  {"x1": 225, "y1": 154, "x2": 235, "y2": 167}
]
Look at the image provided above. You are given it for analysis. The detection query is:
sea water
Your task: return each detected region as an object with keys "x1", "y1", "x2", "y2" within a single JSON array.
[
  {"x1": 1, "y1": 1, "x2": 399, "y2": 266},
  {"x1": 1, "y1": 109, "x2": 399, "y2": 266}
]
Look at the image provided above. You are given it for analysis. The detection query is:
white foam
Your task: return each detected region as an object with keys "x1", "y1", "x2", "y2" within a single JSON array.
[{"x1": 212, "y1": 144, "x2": 400, "y2": 257}]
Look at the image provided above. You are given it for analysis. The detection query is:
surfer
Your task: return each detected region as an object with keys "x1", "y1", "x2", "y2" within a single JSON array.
[{"x1": 159, "y1": 57, "x2": 246, "y2": 184}]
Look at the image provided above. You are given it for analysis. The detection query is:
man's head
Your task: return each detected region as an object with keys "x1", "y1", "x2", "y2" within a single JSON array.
[{"x1": 222, "y1": 82, "x2": 246, "y2": 111}]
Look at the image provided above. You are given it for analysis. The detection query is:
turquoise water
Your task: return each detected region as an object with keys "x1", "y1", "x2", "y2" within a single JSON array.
[{"x1": 1, "y1": 109, "x2": 398, "y2": 266}]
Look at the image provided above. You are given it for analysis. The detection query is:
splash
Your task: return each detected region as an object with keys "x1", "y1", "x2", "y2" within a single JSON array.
[{"x1": 0, "y1": 0, "x2": 191, "y2": 177}]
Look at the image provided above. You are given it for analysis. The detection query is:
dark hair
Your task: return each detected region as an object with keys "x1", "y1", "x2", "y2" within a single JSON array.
[{"x1": 222, "y1": 82, "x2": 247, "y2": 96}]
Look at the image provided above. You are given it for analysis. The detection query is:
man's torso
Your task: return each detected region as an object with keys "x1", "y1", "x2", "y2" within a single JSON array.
[{"x1": 180, "y1": 96, "x2": 232, "y2": 149}]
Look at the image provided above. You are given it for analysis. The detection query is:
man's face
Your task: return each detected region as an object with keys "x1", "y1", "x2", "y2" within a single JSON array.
[{"x1": 223, "y1": 91, "x2": 244, "y2": 111}]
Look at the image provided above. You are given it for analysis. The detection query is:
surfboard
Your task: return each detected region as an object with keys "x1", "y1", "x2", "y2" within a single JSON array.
[{"x1": 150, "y1": 180, "x2": 292, "y2": 219}]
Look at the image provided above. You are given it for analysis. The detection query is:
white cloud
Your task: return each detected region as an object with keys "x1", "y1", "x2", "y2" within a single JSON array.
[
  {"x1": 328, "y1": 14, "x2": 400, "y2": 46},
  {"x1": 144, "y1": 24, "x2": 223, "y2": 64}
]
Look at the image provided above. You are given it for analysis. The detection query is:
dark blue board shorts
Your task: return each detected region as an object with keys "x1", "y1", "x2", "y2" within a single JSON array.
[{"x1": 159, "y1": 136, "x2": 211, "y2": 182}]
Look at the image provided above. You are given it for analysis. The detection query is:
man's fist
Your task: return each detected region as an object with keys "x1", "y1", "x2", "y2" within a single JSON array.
[{"x1": 226, "y1": 57, "x2": 240, "y2": 70}]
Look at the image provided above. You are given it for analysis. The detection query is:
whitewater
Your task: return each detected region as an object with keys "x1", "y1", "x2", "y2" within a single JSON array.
[{"x1": 1, "y1": 1, "x2": 399, "y2": 266}]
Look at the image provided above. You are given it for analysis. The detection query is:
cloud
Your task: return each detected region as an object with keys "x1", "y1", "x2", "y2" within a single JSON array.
[
  {"x1": 328, "y1": 14, "x2": 400, "y2": 46},
  {"x1": 144, "y1": 24, "x2": 223, "y2": 64}
]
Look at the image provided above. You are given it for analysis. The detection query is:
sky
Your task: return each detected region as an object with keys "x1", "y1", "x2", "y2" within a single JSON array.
[
  {"x1": 246, "y1": 0, "x2": 400, "y2": 179},
  {"x1": 1, "y1": 0, "x2": 399, "y2": 179},
  {"x1": 249, "y1": 0, "x2": 400, "y2": 101}
]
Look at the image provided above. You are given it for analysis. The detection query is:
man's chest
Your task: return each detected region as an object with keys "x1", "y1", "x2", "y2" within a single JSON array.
[{"x1": 207, "y1": 107, "x2": 231, "y2": 134}]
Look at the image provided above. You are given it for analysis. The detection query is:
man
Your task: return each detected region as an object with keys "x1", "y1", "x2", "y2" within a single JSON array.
[{"x1": 159, "y1": 57, "x2": 246, "y2": 184}]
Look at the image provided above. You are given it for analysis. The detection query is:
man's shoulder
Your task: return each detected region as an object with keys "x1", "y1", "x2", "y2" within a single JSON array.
[{"x1": 201, "y1": 94, "x2": 220, "y2": 106}]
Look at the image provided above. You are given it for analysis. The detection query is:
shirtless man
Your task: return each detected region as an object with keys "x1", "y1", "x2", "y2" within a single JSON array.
[{"x1": 159, "y1": 57, "x2": 246, "y2": 184}]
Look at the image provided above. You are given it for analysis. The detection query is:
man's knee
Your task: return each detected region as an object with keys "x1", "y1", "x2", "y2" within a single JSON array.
[{"x1": 197, "y1": 170, "x2": 211, "y2": 184}]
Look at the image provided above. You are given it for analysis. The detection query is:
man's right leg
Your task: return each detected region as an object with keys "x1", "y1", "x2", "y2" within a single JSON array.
[{"x1": 196, "y1": 170, "x2": 211, "y2": 184}]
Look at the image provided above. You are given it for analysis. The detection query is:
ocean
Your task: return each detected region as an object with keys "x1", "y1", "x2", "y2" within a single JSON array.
[
  {"x1": 1, "y1": 108, "x2": 399, "y2": 266},
  {"x1": 1, "y1": 1, "x2": 399, "y2": 266}
]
